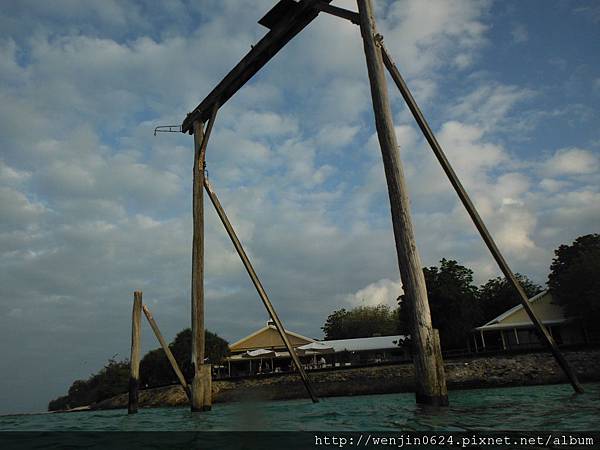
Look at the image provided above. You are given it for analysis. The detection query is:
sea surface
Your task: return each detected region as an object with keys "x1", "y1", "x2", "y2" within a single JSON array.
[{"x1": 2, "y1": 382, "x2": 599, "y2": 432}]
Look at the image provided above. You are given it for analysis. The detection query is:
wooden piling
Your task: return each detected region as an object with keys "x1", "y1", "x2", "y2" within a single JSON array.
[
  {"x1": 191, "y1": 105, "x2": 218, "y2": 412},
  {"x1": 128, "y1": 291, "x2": 142, "y2": 414},
  {"x1": 191, "y1": 119, "x2": 205, "y2": 411},
  {"x1": 142, "y1": 304, "x2": 190, "y2": 400},
  {"x1": 432, "y1": 329, "x2": 448, "y2": 405},
  {"x1": 357, "y1": 0, "x2": 448, "y2": 406}
]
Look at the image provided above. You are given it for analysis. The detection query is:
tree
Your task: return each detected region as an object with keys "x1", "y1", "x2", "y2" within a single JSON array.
[
  {"x1": 322, "y1": 305, "x2": 400, "y2": 340},
  {"x1": 399, "y1": 259, "x2": 481, "y2": 350},
  {"x1": 548, "y1": 234, "x2": 600, "y2": 332},
  {"x1": 141, "y1": 328, "x2": 229, "y2": 386},
  {"x1": 139, "y1": 348, "x2": 173, "y2": 387},
  {"x1": 93, "y1": 359, "x2": 130, "y2": 402},
  {"x1": 167, "y1": 328, "x2": 230, "y2": 383},
  {"x1": 48, "y1": 358, "x2": 130, "y2": 410},
  {"x1": 478, "y1": 274, "x2": 542, "y2": 323}
]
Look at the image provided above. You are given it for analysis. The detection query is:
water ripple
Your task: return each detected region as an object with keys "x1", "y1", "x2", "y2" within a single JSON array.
[{"x1": 1, "y1": 382, "x2": 599, "y2": 431}]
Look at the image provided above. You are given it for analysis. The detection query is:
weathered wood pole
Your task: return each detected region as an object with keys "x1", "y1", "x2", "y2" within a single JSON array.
[
  {"x1": 379, "y1": 45, "x2": 584, "y2": 395},
  {"x1": 191, "y1": 104, "x2": 218, "y2": 412},
  {"x1": 142, "y1": 304, "x2": 190, "y2": 400},
  {"x1": 128, "y1": 291, "x2": 142, "y2": 414},
  {"x1": 357, "y1": 0, "x2": 448, "y2": 406},
  {"x1": 204, "y1": 178, "x2": 319, "y2": 403}
]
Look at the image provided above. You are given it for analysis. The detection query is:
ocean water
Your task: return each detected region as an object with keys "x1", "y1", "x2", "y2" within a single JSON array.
[{"x1": 1, "y1": 382, "x2": 599, "y2": 432}]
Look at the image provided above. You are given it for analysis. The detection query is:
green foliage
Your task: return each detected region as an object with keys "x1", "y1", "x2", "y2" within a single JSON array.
[
  {"x1": 478, "y1": 274, "x2": 542, "y2": 323},
  {"x1": 139, "y1": 349, "x2": 173, "y2": 387},
  {"x1": 399, "y1": 259, "x2": 482, "y2": 350},
  {"x1": 47, "y1": 359, "x2": 130, "y2": 411},
  {"x1": 47, "y1": 395, "x2": 70, "y2": 411},
  {"x1": 322, "y1": 305, "x2": 400, "y2": 340},
  {"x1": 140, "y1": 328, "x2": 230, "y2": 386},
  {"x1": 548, "y1": 234, "x2": 600, "y2": 332},
  {"x1": 48, "y1": 328, "x2": 229, "y2": 411}
]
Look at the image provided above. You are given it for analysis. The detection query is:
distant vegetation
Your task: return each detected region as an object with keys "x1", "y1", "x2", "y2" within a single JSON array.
[
  {"x1": 548, "y1": 234, "x2": 600, "y2": 333},
  {"x1": 322, "y1": 305, "x2": 400, "y2": 340},
  {"x1": 324, "y1": 260, "x2": 544, "y2": 350},
  {"x1": 398, "y1": 258, "x2": 541, "y2": 350},
  {"x1": 324, "y1": 234, "x2": 598, "y2": 350},
  {"x1": 48, "y1": 328, "x2": 228, "y2": 411}
]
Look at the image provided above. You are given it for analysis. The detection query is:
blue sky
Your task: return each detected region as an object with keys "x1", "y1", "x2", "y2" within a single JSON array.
[{"x1": 0, "y1": 0, "x2": 598, "y2": 414}]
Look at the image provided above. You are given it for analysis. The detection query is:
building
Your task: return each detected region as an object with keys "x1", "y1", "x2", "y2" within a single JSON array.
[
  {"x1": 226, "y1": 320, "x2": 314, "y2": 376},
  {"x1": 224, "y1": 320, "x2": 410, "y2": 377},
  {"x1": 471, "y1": 290, "x2": 589, "y2": 352}
]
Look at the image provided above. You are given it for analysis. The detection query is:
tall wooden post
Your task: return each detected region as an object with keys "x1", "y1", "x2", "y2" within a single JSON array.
[
  {"x1": 191, "y1": 122, "x2": 206, "y2": 412},
  {"x1": 192, "y1": 120, "x2": 208, "y2": 411},
  {"x1": 357, "y1": 0, "x2": 448, "y2": 406},
  {"x1": 191, "y1": 105, "x2": 217, "y2": 412},
  {"x1": 128, "y1": 291, "x2": 142, "y2": 414}
]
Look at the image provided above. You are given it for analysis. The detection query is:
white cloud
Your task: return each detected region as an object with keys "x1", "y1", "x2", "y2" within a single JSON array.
[
  {"x1": 380, "y1": 0, "x2": 491, "y2": 76},
  {"x1": 0, "y1": 187, "x2": 45, "y2": 230},
  {"x1": 448, "y1": 83, "x2": 535, "y2": 132},
  {"x1": 344, "y1": 278, "x2": 403, "y2": 309},
  {"x1": 0, "y1": 160, "x2": 31, "y2": 185},
  {"x1": 542, "y1": 147, "x2": 599, "y2": 176}
]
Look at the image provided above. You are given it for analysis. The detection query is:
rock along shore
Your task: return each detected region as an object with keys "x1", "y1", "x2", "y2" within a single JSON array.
[{"x1": 91, "y1": 349, "x2": 600, "y2": 410}]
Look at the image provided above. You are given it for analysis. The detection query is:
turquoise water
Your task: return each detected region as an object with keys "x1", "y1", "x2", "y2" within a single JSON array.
[{"x1": 1, "y1": 383, "x2": 599, "y2": 431}]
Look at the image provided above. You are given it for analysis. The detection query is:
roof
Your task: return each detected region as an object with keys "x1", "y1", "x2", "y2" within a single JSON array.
[
  {"x1": 229, "y1": 323, "x2": 315, "y2": 352},
  {"x1": 226, "y1": 334, "x2": 409, "y2": 361},
  {"x1": 475, "y1": 290, "x2": 567, "y2": 331},
  {"x1": 319, "y1": 335, "x2": 408, "y2": 353}
]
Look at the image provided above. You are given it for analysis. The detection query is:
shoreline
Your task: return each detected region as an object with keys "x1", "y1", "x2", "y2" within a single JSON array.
[{"x1": 76, "y1": 348, "x2": 600, "y2": 412}]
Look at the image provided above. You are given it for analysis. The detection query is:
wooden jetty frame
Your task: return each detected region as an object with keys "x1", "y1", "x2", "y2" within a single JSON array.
[{"x1": 174, "y1": 0, "x2": 582, "y2": 411}]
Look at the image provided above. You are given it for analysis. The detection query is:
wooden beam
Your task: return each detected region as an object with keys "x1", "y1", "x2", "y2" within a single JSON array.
[
  {"x1": 204, "y1": 178, "x2": 319, "y2": 403},
  {"x1": 142, "y1": 304, "x2": 191, "y2": 400},
  {"x1": 128, "y1": 291, "x2": 142, "y2": 414},
  {"x1": 315, "y1": 2, "x2": 359, "y2": 24},
  {"x1": 357, "y1": 0, "x2": 448, "y2": 406},
  {"x1": 181, "y1": 0, "x2": 331, "y2": 133},
  {"x1": 258, "y1": 0, "x2": 300, "y2": 29},
  {"x1": 380, "y1": 43, "x2": 584, "y2": 395}
]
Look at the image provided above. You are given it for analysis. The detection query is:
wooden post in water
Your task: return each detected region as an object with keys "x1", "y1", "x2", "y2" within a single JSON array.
[
  {"x1": 191, "y1": 105, "x2": 217, "y2": 412},
  {"x1": 128, "y1": 291, "x2": 142, "y2": 414},
  {"x1": 357, "y1": 0, "x2": 448, "y2": 406},
  {"x1": 142, "y1": 304, "x2": 191, "y2": 400}
]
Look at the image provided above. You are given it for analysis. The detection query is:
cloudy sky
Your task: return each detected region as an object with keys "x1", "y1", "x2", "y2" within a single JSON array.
[{"x1": 1, "y1": 0, "x2": 599, "y2": 414}]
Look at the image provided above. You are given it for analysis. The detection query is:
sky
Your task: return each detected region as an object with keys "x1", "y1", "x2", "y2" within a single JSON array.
[{"x1": 0, "y1": 0, "x2": 598, "y2": 414}]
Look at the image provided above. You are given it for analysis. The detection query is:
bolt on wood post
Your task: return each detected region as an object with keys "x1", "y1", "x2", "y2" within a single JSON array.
[
  {"x1": 142, "y1": 305, "x2": 191, "y2": 400},
  {"x1": 128, "y1": 291, "x2": 142, "y2": 414},
  {"x1": 357, "y1": 0, "x2": 448, "y2": 406}
]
